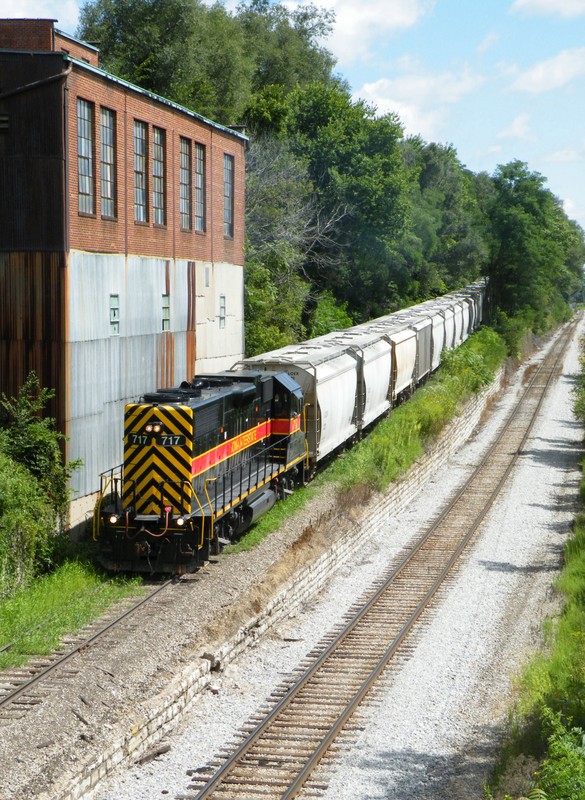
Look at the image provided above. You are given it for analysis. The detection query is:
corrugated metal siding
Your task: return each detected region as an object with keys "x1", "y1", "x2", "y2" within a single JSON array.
[
  {"x1": 194, "y1": 261, "x2": 244, "y2": 372},
  {"x1": 67, "y1": 252, "x2": 244, "y2": 496}
]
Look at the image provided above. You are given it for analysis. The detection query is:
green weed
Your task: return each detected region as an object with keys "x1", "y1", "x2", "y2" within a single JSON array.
[{"x1": 0, "y1": 560, "x2": 142, "y2": 668}]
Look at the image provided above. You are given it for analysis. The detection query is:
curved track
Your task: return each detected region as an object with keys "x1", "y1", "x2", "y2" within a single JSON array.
[{"x1": 187, "y1": 322, "x2": 575, "y2": 800}]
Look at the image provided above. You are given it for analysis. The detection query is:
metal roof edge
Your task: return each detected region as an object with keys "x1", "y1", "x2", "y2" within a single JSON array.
[
  {"x1": 64, "y1": 55, "x2": 249, "y2": 142},
  {"x1": 55, "y1": 28, "x2": 99, "y2": 53}
]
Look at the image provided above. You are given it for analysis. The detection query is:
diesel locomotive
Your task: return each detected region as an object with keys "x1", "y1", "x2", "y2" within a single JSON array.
[{"x1": 95, "y1": 281, "x2": 486, "y2": 574}]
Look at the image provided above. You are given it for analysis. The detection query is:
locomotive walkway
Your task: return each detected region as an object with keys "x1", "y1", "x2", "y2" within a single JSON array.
[{"x1": 184, "y1": 321, "x2": 575, "y2": 800}]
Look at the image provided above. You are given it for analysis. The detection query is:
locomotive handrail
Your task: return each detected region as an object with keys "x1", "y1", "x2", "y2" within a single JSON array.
[
  {"x1": 93, "y1": 467, "x2": 123, "y2": 540},
  {"x1": 203, "y1": 478, "x2": 217, "y2": 546}
]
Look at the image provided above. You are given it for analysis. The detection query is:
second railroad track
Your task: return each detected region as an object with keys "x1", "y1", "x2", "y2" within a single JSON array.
[{"x1": 187, "y1": 321, "x2": 575, "y2": 800}]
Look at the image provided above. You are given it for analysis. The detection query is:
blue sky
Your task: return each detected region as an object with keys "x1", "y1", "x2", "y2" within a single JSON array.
[{"x1": 3, "y1": 0, "x2": 585, "y2": 229}]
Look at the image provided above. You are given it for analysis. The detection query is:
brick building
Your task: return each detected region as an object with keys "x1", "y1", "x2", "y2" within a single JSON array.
[{"x1": 0, "y1": 19, "x2": 248, "y2": 521}]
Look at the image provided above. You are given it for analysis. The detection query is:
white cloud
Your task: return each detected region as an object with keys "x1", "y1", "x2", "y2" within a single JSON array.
[
  {"x1": 511, "y1": 0, "x2": 585, "y2": 18},
  {"x1": 497, "y1": 113, "x2": 534, "y2": 140},
  {"x1": 313, "y1": 0, "x2": 436, "y2": 65},
  {"x1": 475, "y1": 144, "x2": 504, "y2": 160},
  {"x1": 512, "y1": 47, "x2": 585, "y2": 92},
  {"x1": 356, "y1": 67, "x2": 484, "y2": 139},
  {"x1": 477, "y1": 32, "x2": 499, "y2": 57},
  {"x1": 546, "y1": 145, "x2": 585, "y2": 162},
  {"x1": 562, "y1": 197, "x2": 585, "y2": 229}
]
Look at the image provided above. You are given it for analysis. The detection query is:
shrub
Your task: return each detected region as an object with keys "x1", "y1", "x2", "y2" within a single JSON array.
[
  {"x1": 0, "y1": 372, "x2": 81, "y2": 532},
  {"x1": 537, "y1": 708, "x2": 585, "y2": 798},
  {"x1": 0, "y1": 451, "x2": 55, "y2": 599}
]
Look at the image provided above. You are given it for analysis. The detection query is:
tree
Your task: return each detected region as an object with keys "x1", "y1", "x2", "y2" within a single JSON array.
[
  {"x1": 244, "y1": 135, "x2": 345, "y2": 352},
  {"x1": 285, "y1": 83, "x2": 409, "y2": 319},
  {"x1": 78, "y1": 0, "x2": 253, "y2": 124},
  {"x1": 488, "y1": 161, "x2": 584, "y2": 331},
  {"x1": 0, "y1": 373, "x2": 81, "y2": 532},
  {"x1": 237, "y1": 0, "x2": 337, "y2": 95}
]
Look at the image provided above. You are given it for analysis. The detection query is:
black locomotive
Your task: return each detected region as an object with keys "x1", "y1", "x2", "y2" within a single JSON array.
[{"x1": 95, "y1": 370, "x2": 306, "y2": 573}]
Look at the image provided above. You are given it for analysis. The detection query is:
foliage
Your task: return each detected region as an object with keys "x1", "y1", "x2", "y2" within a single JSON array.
[
  {"x1": 0, "y1": 450, "x2": 54, "y2": 599},
  {"x1": 0, "y1": 560, "x2": 142, "y2": 667},
  {"x1": 244, "y1": 258, "x2": 309, "y2": 355},
  {"x1": 237, "y1": 0, "x2": 337, "y2": 96},
  {"x1": 537, "y1": 709, "x2": 585, "y2": 798},
  {"x1": 0, "y1": 372, "x2": 81, "y2": 530},
  {"x1": 307, "y1": 290, "x2": 354, "y2": 337},
  {"x1": 78, "y1": 0, "x2": 337, "y2": 126},
  {"x1": 400, "y1": 139, "x2": 490, "y2": 296},
  {"x1": 487, "y1": 161, "x2": 585, "y2": 333},
  {"x1": 78, "y1": 0, "x2": 253, "y2": 124},
  {"x1": 573, "y1": 342, "x2": 585, "y2": 425},
  {"x1": 285, "y1": 82, "x2": 409, "y2": 319}
]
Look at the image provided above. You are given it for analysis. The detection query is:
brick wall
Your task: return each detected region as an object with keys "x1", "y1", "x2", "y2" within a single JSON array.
[
  {"x1": 0, "y1": 18, "x2": 55, "y2": 51},
  {"x1": 54, "y1": 31, "x2": 99, "y2": 67},
  {"x1": 66, "y1": 67, "x2": 246, "y2": 266}
]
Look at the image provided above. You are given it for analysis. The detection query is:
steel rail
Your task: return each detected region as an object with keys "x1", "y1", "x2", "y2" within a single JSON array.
[
  {"x1": 192, "y1": 321, "x2": 575, "y2": 800},
  {"x1": 281, "y1": 322, "x2": 573, "y2": 798},
  {"x1": 0, "y1": 579, "x2": 174, "y2": 710}
]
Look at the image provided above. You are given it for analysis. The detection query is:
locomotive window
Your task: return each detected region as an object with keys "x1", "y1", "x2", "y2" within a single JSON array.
[{"x1": 272, "y1": 391, "x2": 290, "y2": 416}]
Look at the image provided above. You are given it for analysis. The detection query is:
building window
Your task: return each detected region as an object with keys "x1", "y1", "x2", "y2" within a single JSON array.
[
  {"x1": 152, "y1": 126, "x2": 166, "y2": 226},
  {"x1": 223, "y1": 153, "x2": 234, "y2": 238},
  {"x1": 134, "y1": 120, "x2": 148, "y2": 223},
  {"x1": 219, "y1": 293, "x2": 226, "y2": 329},
  {"x1": 100, "y1": 107, "x2": 116, "y2": 219},
  {"x1": 195, "y1": 143, "x2": 206, "y2": 233},
  {"x1": 110, "y1": 294, "x2": 120, "y2": 335},
  {"x1": 77, "y1": 98, "x2": 94, "y2": 215},
  {"x1": 179, "y1": 137, "x2": 192, "y2": 231},
  {"x1": 162, "y1": 294, "x2": 170, "y2": 331},
  {"x1": 205, "y1": 265, "x2": 210, "y2": 288}
]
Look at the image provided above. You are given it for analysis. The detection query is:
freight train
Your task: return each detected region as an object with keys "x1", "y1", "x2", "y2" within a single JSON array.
[{"x1": 94, "y1": 281, "x2": 486, "y2": 573}]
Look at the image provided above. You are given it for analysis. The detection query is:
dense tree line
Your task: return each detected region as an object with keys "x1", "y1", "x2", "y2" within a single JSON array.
[{"x1": 78, "y1": 0, "x2": 585, "y2": 353}]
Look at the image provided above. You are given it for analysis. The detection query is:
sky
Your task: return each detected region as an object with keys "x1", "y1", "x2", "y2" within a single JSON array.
[{"x1": 2, "y1": 0, "x2": 585, "y2": 229}]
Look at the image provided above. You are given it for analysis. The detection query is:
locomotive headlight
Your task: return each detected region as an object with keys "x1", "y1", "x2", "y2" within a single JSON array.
[
  {"x1": 108, "y1": 514, "x2": 119, "y2": 525},
  {"x1": 153, "y1": 423, "x2": 162, "y2": 433},
  {"x1": 176, "y1": 516, "x2": 186, "y2": 527},
  {"x1": 145, "y1": 424, "x2": 153, "y2": 433}
]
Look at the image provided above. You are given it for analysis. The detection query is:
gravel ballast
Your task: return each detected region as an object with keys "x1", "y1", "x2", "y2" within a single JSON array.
[{"x1": 94, "y1": 320, "x2": 585, "y2": 800}]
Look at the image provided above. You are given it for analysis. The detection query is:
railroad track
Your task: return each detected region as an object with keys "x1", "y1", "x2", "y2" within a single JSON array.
[
  {"x1": 0, "y1": 579, "x2": 173, "y2": 722},
  {"x1": 186, "y1": 322, "x2": 576, "y2": 800}
]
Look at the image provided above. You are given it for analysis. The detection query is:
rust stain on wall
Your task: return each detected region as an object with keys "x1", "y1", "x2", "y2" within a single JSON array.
[
  {"x1": 156, "y1": 332, "x2": 175, "y2": 389},
  {"x1": 0, "y1": 250, "x2": 66, "y2": 433},
  {"x1": 186, "y1": 260, "x2": 197, "y2": 376}
]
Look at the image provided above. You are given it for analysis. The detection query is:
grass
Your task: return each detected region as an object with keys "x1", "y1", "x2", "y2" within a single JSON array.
[{"x1": 0, "y1": 560, "x2": 143, "y2": 668}]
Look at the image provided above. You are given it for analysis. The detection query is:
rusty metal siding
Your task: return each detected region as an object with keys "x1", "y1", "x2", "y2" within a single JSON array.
[
  {"x1": 0, "y1": 250, "x2": 66, "y2": 432},
  {"x1": 0, "y1": 53, "x2": 67, "y2": 251}
]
